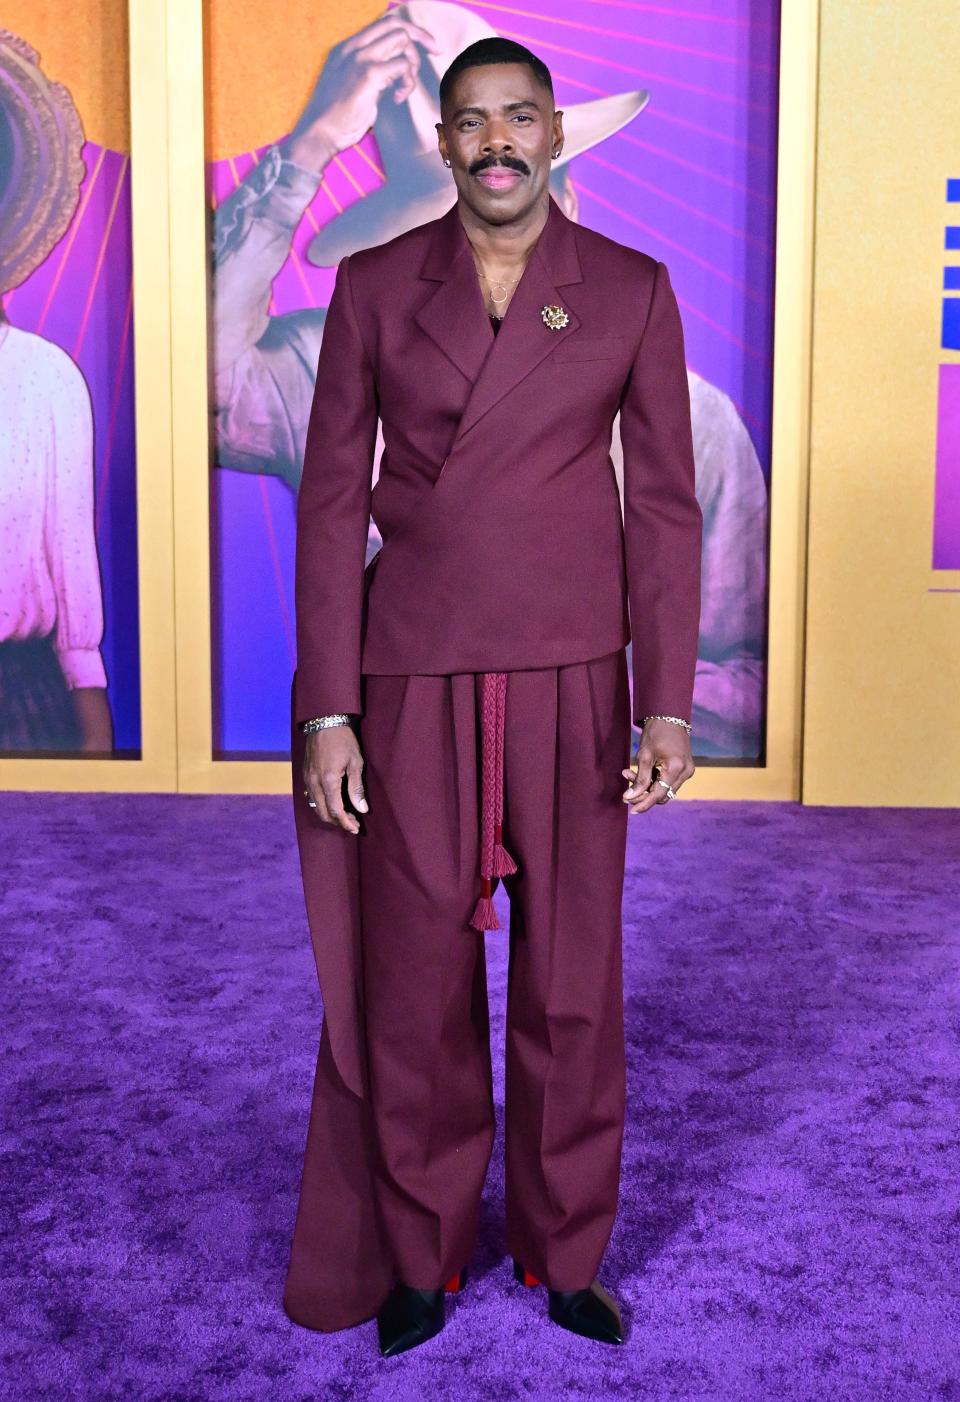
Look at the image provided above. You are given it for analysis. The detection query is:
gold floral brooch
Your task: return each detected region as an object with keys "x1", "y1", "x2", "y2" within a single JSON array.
[{"x1": 541, "y1": 303, "x2": 570, "y2": 331}]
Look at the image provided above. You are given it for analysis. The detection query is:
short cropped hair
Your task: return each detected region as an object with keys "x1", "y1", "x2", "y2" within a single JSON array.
[{"x1": 438, "y1": 37, "x2": 554, "y2": 110}]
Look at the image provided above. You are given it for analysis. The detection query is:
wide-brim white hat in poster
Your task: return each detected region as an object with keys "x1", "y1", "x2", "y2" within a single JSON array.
[
  {"x1": 305, "y1": 0, "x2": 649, "y2": 267},
  {"x1": 0, "y1": 29, "x2": 85, "y2": 294}
]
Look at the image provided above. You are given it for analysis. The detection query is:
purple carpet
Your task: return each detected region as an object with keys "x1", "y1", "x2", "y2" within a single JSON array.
[{"x1": 2, "y1": 794, "x2": 958, "y2": 1399}]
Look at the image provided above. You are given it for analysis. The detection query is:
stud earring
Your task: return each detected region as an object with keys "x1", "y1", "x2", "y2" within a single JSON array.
[
  {"x1": 442, "y1": 157, "x2": 451, "y2": 167},
  {"x1": 552, "y1": 150, "x2": 561, "y2": 159}
]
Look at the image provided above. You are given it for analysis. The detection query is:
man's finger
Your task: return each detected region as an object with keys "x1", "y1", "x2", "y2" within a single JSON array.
[
  {"x1": 622, "y1": 748, "x2": 656, "y2": 798},
  {"x1": 346, "y1": 754, "x2": 368, "y2": 813},
  {"x1": 621, "y1": 756, "x2": 679, "y2": 813},
  {"x1": 626, "y1": 782, "x2": 661, "y2": 814},
  {"x1": 621, "y1": 771, "x2": 655, "y2": 813},
  {"x1": 651, "y1": 771, "x2": 676, "y2": 804},
  {"x1": 303, "y1": 774, "x2": 331, "y2": 824},
  {"x1": 319, "y1": 768, "x2": 360, "y2": 834},
  {"x1": 341, "y1": 17, "x2": 439, "y2": 55},
  {"x1": 354, "y1": 31, "x2": 420, "y2": 67}
]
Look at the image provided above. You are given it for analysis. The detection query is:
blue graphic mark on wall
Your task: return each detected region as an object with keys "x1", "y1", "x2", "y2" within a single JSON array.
[
  {"x1": 944, "y1": 300, "x2": 960, "y2": 351},
  {"x1": 943, "y1": 183, "x2": 960, "y2": 350}
]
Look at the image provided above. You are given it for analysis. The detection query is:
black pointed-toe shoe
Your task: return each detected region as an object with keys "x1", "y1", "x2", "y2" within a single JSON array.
[
  {"x1": 512, "y1": 1259, "x2": 623, "y2": 1345},
  {"x1": 376, "y1": 1270, "x2": 468, "y2": 1358}
]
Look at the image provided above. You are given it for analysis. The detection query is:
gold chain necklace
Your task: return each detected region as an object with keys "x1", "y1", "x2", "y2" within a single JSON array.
[
  {"x1": 470, "y1": 233, "x2": 538, "y2": 316},
  {"x1": 475, "y1": 265, "x2": 521, "y2": 307}
]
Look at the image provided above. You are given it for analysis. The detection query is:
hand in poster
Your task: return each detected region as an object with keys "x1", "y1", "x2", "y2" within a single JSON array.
[
  {"x1": 283, "y1": 14, "x2": 440, "y2": 173},
  {"x1": 74, "y1": 688, "x2": 114, "y2": 754}
]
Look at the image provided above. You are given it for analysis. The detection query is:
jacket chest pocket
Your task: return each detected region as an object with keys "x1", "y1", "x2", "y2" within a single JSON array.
[{"x1": 553, "y1": 335, "x2": 633, "y2": 364}]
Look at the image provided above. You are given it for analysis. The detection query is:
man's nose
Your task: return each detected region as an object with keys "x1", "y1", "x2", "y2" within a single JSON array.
[{"x1": 481, "y1": 128, "x2": 514, "y2": 157}]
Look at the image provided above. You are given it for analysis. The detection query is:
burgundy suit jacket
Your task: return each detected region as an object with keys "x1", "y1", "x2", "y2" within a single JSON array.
[{"x1": 294, "y1": 194, "x2": 702, "y2": 729}]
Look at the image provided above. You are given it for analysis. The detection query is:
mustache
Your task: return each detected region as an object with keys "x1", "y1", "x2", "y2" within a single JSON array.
[{"x1": 468, "y1": 154, "x2": 530, "y2": 177}]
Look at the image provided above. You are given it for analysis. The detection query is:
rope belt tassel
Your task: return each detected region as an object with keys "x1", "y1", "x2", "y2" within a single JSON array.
[{"x1": 469, "y1": 671, "x2": 518, "y2": 932}]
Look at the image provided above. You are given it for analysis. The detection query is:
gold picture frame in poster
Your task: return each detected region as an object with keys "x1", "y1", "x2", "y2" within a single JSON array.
[
  {"x1": 0, "y1": 1, "x2": 177, "y2": 794},
  {"x1": 167, "y1": 0, "x2": 819, "y2": 799}
]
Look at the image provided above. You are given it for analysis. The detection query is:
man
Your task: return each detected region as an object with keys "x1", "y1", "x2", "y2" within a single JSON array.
[
  {"x1": 212, "y1": 1, "x2": 766, "y2": 760},
  {"x1": 285, "y1": 36, "x2": 701, "y2": 1356}
]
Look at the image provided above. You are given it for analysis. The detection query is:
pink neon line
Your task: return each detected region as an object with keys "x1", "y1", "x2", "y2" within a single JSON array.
[
  {"x1": 548, "y1": 66, "x2": 770, "y2": 160},
  {"x1": 675, "y1": 291, "x2": 768, "y2": 364},
  {"x1": 36, "y1": 147, "x2": 106, "y2": 336},
  {"x1": 303, "y1": 198, "x2": 323, "y2": 236},
  {"x1": 352, "y1": 142, "x2": 386, "y2": 182},
  {"x1": 534, "y1": 0, "x2": 770, "y2": 23},
  {"x1": 95, "y1": 281, "x2": 134, "y2": 535},
  {"x1": 497, "y1": 26, "x2": 772, "y2": 114},
  {"x1": 574, "y1": 177, "x2": 767, "y2": 306},
  {"x1": 550, "y1": 67, "x2": 613, "y2": 96},
  {"x1": 463, "y1": 1, "x2": 773, "y2": 70},
  {"x1": 395, "y1": 0, "x2": 770, "y2": 25},
  {"x1": 684, "y1": 358, "x2": 763, "y2": 434},
  {"x1": 614, "y1": 129, "x2": 773, "y2": 202},
  {"x1": 319, "y1": 176, "x2": 343, "y2": 216},
  {"x1": 615, "y1": 130, "x2": 772, "y2": 201},
  {"x1": 728, "y1": 394, "x2": 765, "y2": 440},
  {"x1": 263, "y1": 127, "x2": 346, "y2": 215},
  {"x1": 73, "y1": 157, "x2": 129, "y2": 360},
  {"x1": 333, "y1": 152, "x2": 365, "y2": 198},
  {"x1": 575, "y1": 181, "x2": 769, "y2": 363},
  {"x1": 584, "y1": 150, "x2": 772, "y2": 252},
  {"x1": 619, "y1": 108, "x2": 767, "y2": 158},
  {"x1": 258, "y1": 474, "x2": 296, "y2": 667}
]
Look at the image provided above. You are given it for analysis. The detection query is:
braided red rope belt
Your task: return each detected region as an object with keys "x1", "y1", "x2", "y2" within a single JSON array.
[{"x1": 468, "y1": 671, "x2": 518, "y2": 931}]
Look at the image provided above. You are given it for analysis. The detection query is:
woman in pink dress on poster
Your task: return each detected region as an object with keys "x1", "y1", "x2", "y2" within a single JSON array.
[{"x1": 0, "y1": 30, "x2": 112, "y2": 755}]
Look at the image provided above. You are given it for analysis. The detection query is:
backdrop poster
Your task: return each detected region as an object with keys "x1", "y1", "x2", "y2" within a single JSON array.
[
  {"x1": 208, "y1": 0, "x2": 778, "y2": 762},
  {"x1": 0, "y1": 7, "x2": 141, "y2": 758}
]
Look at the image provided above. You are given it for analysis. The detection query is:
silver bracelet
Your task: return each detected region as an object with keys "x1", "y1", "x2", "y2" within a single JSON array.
[
  {"x1": 641, "y1": 713, "x2": 692, "y2": 734},
  {"x1": 300, "y1": 713, "x2": 353, "y2": 734}
]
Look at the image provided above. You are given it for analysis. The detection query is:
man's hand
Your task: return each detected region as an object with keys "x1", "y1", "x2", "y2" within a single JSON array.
[
  {"x1": 302, "y1": 725, "x2": 369, "y2": 835},
  {"x1": 621, "y1": 718, "x2": 695, "y2": 814},
  {"x1": 283, "y1": 15, "x2": 440, "y2": 173}
]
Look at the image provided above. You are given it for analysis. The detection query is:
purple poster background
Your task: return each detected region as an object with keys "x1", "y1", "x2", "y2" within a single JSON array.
[
  {"x1": 4, "y1": 142, "x2": 142, "y2": 754},
  {"x1": 210, "y1": 0, "x2": 780, "y2": 756},
  {"x1": 933, "y1": 364, "x2": 960, "y2": 571}
]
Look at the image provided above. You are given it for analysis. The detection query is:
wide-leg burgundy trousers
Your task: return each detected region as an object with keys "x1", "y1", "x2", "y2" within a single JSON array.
[{"x1": 283, "y1": 647, "x2": 631, "y2": 1330}]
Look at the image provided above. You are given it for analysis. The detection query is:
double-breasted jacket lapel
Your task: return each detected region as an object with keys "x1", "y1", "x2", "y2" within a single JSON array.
[{"x1": 412, "y1": 196, "x2": 584, "y2": 458}]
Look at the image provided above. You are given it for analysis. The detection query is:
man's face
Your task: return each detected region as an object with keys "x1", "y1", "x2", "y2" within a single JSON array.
[{"x1": 437, "y1": 62, "x2": 563, "y2": 228}]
